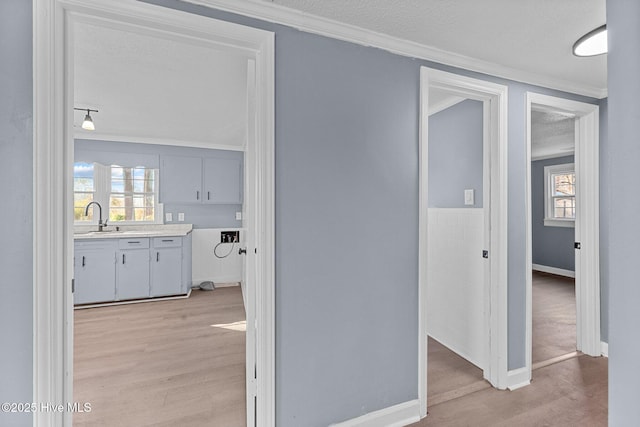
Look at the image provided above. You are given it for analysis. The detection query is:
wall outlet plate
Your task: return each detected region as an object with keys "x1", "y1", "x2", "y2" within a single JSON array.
[
  {"x1": 165, "y1": 213, "x2": 173, "y2": 222},
  {"x1": 236, "y1": 212, "x2": 242, "y2": 220},
  {"x1": 464, "y1": 189, "x2": 475, "y2": 206},
  {"x1": 178, "y1": 212, "x2": 185, "y2": 222}
]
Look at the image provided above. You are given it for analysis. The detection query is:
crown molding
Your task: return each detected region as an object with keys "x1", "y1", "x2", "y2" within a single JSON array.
[{"x1": 184, "y1": 0, "x2": 607, "y2": 99}]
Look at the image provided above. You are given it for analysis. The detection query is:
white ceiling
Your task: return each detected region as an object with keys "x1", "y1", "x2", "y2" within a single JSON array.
[
  {"x1": 268, "y1": 0, "x2": 607, "y2": 97},
  {"x1": 531, "y1": 108, "x2": 575, "y2": 160},
  {"x1": 74, "y1": 21, "x2": 250, "y2": 148}
]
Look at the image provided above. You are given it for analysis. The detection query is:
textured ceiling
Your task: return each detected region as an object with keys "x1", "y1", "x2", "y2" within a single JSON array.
[
  {"x1": 270, "y1": 0, "x2": 607, "y2": 96},
  {"x1": 531, "y1": 109, "x2": 575, "y2": 159},
  {"x1": 74, "y1": 22, "x2": 249, "y2": 147}
]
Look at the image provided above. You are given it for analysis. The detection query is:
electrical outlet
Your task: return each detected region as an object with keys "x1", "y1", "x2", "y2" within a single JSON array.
[
  {"x1": 165, "y1": 213, "x2": 173, "y2": 222},
  {"x1": 235, "y1": 212, "x2": 242, "y2": 221},
  {"x1": 178, "y1": 212, "x2": 185, "y2": 222},
  {"x1": 464, "y1": 189, "x2": 475, "y2": 206}
]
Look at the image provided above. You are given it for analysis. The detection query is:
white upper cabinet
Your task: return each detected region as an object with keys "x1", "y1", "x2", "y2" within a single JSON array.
[{"x1": 160, "y1": 155, "x2": 242, "y2": 205}]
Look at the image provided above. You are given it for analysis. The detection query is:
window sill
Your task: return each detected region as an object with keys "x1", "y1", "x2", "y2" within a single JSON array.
[{"x1": 544, "y1": 218, "x2": 575, "y2": 228}]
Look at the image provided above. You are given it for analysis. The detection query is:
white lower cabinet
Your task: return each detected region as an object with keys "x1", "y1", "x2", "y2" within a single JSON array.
[
  {"x1": 151, "y1": 237, "x2": 183, "y2": 297},
  {"x1": 74, "y1": 240, "x2": 117, "y2": 304},
  {"x1": 117, "y1": 239, "x2": 151, "y2": 300},
  {"x1": 74, "y1": 233, "x2": 192, "y2": 305}
]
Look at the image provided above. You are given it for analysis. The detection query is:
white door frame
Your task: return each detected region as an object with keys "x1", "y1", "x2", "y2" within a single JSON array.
[
  {"x1": 525, "y1": 92, "x2": 601, "y2": 375},
  {"x1": 419, "y1": 67, "x2": 509, "y2": 417},
  {"x1": 33, "y1": 1, "x2": 275, "y2": 426}
]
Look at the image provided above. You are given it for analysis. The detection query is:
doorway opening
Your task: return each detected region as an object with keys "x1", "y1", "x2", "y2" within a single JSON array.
[
  {"x1": 33, "y1": 1, "x2": 275, "y2": 426},
  {"x1": 419, "y1": 67, "x2": 509, "y2": 417},
  {"x1": 528, "y1": 104, "x2": 578, "y2": 368},
  {"x1": 525, "y1": 93, "x2": 601, "y2": 378},
  {"x1": 425, "y1": 89, "x2": 489, "y2": 405}
]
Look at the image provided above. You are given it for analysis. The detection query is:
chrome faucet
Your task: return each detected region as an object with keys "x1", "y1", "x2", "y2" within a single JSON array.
[{"x1": 84, "y1": 201, "x2": 107, "y2": 231}]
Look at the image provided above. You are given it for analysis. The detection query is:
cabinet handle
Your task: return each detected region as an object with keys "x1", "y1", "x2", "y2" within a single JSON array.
[
  {"x1": 122, "y1": 254, "x2": 126, "y2": 264},
  {"x1": 156, "y1": 252, "x2": 159, "y2": 262},
  {"x1": 207, "y1": 191, "x2": 210, "y2": 200},
  {"x1": 82, "y1": 256, "x2": 85, "y2": 267},
  {"x1": 162, "y1": 239, "x2": 173, "y2": 242},
  {"x1": 196, "y1": 190, "x2": 200, "y2": 200},
  {"x1": 127, "y1": 241, "x2": 140, "y2": 244}
]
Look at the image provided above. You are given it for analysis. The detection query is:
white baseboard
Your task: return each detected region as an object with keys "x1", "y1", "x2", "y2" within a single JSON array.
[
  {"x1": 330, "y1": 399, "x2": 421, "y2": 427},
  {"x1": 192, "y1": 276, "x2": 241, "y2": 285},
  {"x1": 601, "y1": 341, "x2": 608, "y2": 357},
  {"x1": 506, "y1": 367, "x2": 531, "y2": 391},
  {"x1": 532, "y1": 264, "x2": 575, "y2": 278}
]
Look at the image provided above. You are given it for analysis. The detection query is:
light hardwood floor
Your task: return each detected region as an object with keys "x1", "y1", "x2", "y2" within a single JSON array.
[
  {"x1": 419, "y1": 271, "x2": 606, "y2": 426},
  {"x1": 73, "y1": 287, "x2": 246, "y2": 427},
  {"x1": 532, "y1": 271, "x2": 576, "y2": 363}
]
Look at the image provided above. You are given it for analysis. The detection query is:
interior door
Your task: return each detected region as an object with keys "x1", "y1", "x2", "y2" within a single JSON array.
[{"x1": 243, "y1": 58, "x2": 258, "y2": 427}]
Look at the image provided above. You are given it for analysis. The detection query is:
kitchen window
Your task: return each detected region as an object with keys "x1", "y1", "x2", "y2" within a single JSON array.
[
  {"x1": 544, "y1": 163, "x2": 575, "y2": 228},
  {"x1": 73, "y1": 162, "x2": 161, "y2": 224}
]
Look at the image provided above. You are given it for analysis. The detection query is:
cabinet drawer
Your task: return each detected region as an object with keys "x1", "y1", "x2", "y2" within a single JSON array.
[
  {"x1": 153, "y1": 236, "x2": 182, "y2": 248},
  {"x1": 118, "y1": 238, "x2": 150, "y2": 249},
  {"x1": 75, "y1": 239, "x2": 117, "y2": 251}
]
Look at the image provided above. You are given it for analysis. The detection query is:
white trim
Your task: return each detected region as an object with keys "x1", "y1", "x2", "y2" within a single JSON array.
[
  {"x1": 75, "y1": 132, "x2": 245, "y2": 152},
  {"x1": 525, "y1": 92, "x2": 601, "y2": 385},
  {"x1": 428, "y1": 95, "x2": 465, "y2": 116},
  {"x1": 531, "y1": 151, "x2": 575, "y2": 161},
  {"x1": 184, "y1": 0, "x2": 606, "y2": 99},
  {"x1": 329, "y1": 400, "x2": 421, "y2": 427},
  {"x1": 601, "y1": 341, "x2": 609, "y2": 357},
  {"x1": 420, "y1": 68, "x2": 509, "y2": 418},
  {"x1": 532, "y1": 264, "x2": 576, "y2": 278},
  {"x1": 506, "y1": 367, "x2": 531, "y2": 391},
  {"x1": 544, "y1": 218, "x2": 575, "y2": 228},
  {"x1": 74, "y1": 289, "x2": 191, "y2": 309},
  {"x1": 33, "y1": 1, "x2": 275, "y2": 426}
]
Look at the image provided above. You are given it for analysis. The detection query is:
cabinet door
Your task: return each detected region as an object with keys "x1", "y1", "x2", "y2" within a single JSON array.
[
  {"x1": 74, "y1": 248, "x2": 116, "y2": 304},
  {"x1": 116, "y1": 249, "x2": 150, "y2": 300},
  {"x1": 203, "y1": 158, "x2": 242, "y2": 204},
  {"x1": 151, "y1": 247, "x2": 183, "y2": 296},
  {"x1": 160, "y1": 155, "x2": 203, "y2": 203}
]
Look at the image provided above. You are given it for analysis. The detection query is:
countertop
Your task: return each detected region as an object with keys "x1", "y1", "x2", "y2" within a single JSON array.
[{"x1": 74, "y1": 224, "x2": 193, "y2": 240}]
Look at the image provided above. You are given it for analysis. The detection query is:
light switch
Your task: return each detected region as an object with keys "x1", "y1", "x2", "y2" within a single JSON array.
[
  {"x1": 464, "y1": 189, "x2": 475, "y2": 206},
  {"x1": 165, "y1": 213, "x2": 173, "y2": 222},
  {"x1": 236, "y1": 212, "x2": 242, "y2": 221},
  {"x1": 178, "y1": 212, "x2": 185, "y2": 222}
]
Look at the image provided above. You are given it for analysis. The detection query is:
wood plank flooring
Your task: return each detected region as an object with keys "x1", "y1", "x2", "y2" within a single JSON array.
[
  {"x1": 73, "y1": 287, "x2": 246, "y2": 427},
  {"x1": 419, "y1": 271, "x2": 606, "y2": 426},
  {"x1": 532, "y1": 271, "x2": 577, "y2": 363}
]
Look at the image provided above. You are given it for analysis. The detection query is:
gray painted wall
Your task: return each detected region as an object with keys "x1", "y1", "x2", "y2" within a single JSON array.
[
  {"x1": 75, "y1": 139, "x2": 243, "y2": 228},
  {"x1": 531, "y1": 155, "x2": 575, "y2": 271},
  {"x1": 428, "y1": 99, "x2": 484, "y2": 208},
  {"x1": 598, "y1": 98, "x2": 608, "y2": 344},
  {"x1": 1, "y1": 0, "x2": 610, "y2": 425},
  {"x1": 0, "y1": 1, "x2": 33, "y2": 426},
  {"x1": 607, "y1": 0, "x2": 640, "y2": 423}
]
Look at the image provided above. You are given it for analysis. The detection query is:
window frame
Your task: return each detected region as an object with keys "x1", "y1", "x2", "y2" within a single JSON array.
[
  {"x1": 543, "y1": 162, "x2": 575, "y2": 228},
  {"x1": 73, "y1": 162, "x2": 163, "y2": 225}
]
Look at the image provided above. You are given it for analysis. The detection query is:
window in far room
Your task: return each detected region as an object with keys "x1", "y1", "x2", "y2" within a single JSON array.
[
  {"x1": 73, "y1": 162, "x2": 161, "y2": 224},
  {"x1": 544, "y1": 163, "x2": 575, "y2": 227}
]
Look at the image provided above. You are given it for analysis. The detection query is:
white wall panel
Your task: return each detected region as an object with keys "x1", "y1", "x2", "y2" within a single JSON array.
[
  {"x1": 427, "y1": 208, "x2": 485, "y2": 368},
  {"x1": 192, "y1": 228, "x2": 243, "y2": 285}
]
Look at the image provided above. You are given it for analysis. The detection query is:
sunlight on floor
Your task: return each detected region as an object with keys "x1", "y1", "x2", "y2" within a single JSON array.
[{"x1": 210, "y1": 320, "x2": 246, "y2": 331}]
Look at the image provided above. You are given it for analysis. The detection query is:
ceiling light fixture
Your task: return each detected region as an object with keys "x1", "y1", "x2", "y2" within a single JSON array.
[
  {"x1": 573, "y1": 25, "x2": 607, "y2": 57},
  {"x1": 74, "y1": 107, "x2": 98, "y2": 131}
]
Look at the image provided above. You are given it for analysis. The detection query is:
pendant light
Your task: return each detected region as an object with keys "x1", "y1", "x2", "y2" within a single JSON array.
[
  {"x1": 74, "y1": 107, "x2": 99, "y2": 131},
  {"x1": 573, "y1": 25, "x2": 607, "y2": 57}
]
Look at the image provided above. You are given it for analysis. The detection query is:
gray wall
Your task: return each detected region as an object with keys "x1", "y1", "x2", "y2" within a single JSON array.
[
  {"x1": 607, "y1": 0, "x2": 640, "y2": 423},
  {"x1": 598, "y1": 98, "x2": 609, "y2": 344},
  {"x1": 531, "y1": 155, "x2": 575, "y2": 271},
  {"x1": 428, "y1": 99, "x2": 484, "y2": 208},
  {"x1": 1, "y1": 0, "x2": 610, "y2": 425},
  {"x1": 0, "y1": 1, "x2": 33, "y2": 426},
  {"x1": 75, "y1": 139, "x2": 243, "y2": 228}
]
